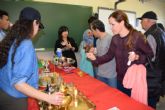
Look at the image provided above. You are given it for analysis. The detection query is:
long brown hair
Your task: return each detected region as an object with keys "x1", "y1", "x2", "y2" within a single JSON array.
[
  {"x1": 0, "y1": 19, "x2": 33, "y2": 68},
  {"x1": 109, "y1": 10, "x2": 136, "y2": 49}
]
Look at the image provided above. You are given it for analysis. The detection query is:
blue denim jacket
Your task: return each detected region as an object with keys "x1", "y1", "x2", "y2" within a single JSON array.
[{"x1": 0, "y1": 39, "x2": 38, "y2": 98}]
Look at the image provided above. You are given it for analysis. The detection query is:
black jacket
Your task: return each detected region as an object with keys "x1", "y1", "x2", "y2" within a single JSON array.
[{"x1": 145, "y1": 23, "x2": 165, "y2": 96}]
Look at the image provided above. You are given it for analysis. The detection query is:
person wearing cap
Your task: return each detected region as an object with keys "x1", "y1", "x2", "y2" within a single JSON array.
[
  {"x1": 0, "y1": 9, "x2": 10, "y2": 42},
  {"x1": 0, "y1": 7, "x2": 63, "y2": 110},
  {"x1": 138, "y1": 11, "x2": 165, "y2": 109}
]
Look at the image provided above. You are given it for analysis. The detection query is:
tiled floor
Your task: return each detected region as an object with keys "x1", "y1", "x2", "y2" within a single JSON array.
[{"x1": 157, "y1": 96, "x2": 165, "y2": 110}]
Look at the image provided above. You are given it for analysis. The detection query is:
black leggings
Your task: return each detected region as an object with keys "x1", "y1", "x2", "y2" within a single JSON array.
[{"x1": 0, "y1": 90, "x2": 27, "y2": 110}]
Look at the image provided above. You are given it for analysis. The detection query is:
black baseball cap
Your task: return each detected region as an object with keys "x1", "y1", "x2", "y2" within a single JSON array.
[
  {"x1": 19, "y1": 7, "x2": 44, "y2": 29},
  {"x1": 137, "y1": 11, "x2": 157, "y2": 20}
]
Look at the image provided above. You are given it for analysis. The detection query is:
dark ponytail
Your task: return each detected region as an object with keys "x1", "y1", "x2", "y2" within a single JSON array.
[{"x1": 0, "y1": 23, "x2": 17, "y2": 68}]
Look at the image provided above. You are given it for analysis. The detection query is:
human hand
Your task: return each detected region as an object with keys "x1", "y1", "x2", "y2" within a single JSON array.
[
  {"x1": 48, "y1": 92, "x2": 64, "y2": 105},
  {"x1": 89, "y1": 47, "x2": 95, "y2": 53},
  {"x1": 66, "y1": 43, "x2": 75, "y2": 51},
  {"x1": 87, "y1": 30, "x2": 93, "y2": 36},
  {"x1": 66, "y1": 43, "x2": 72, "y2": 48},
  {"x1": 9, "y1": 22, "x2": 13, "y2": 29},
  {"x1": 86, "y1": 53, "x2": 96, "y2": 60},
  {"x1": 128, "y1": 52, "x2": 139, "y2": 64}
]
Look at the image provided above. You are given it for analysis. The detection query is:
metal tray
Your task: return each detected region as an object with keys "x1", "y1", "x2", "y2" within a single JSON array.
[{"x1": 38, "y1": 90, "x2": 96, "y2": 110}]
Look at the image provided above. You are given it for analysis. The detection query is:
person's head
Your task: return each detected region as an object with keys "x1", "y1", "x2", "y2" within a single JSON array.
[
  {"x1": 137, "y1": 11, "x2": 157, "y2": 31},
  {"x1": 90, "y1": 19, "x2": 105, "y2": 38},
  {"x1": 0, "y1": 9, "x2": 9, "y2": 30},
  {"x1": 58, "y1": 26, "x2": 69, "y2": 41},
  {"x1": 0, "y1": 7, "x2": 44, "y2": 68},
  {"x1": 19, "y1": 7, "x2": 44, "y2": 38},
  {"x1": 83, "y1": 29, "x2": 94, "y2": 45},
  {"x1": 88, "y1": 16, "x2": 98, "y2": 26},
  {"x1": 108, "y1": 10, "x2": 133, "y2": 35},
  {"x1": 109, "y1": 10, "x2": 137, "y2": 49}
]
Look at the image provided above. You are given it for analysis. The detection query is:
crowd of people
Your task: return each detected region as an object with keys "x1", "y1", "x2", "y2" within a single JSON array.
[{"x1": 0, "y1": 6, "x2": 165, "y2": 110}]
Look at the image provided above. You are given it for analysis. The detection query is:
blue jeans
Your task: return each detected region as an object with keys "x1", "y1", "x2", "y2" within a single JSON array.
[
  {"x1": 97, "y1": 75, "x2": 117, "y2": 88},
  {"x1": 148, "y1": 96, "x2": 159, "y2": 109},
  {"x1": 0, "y1": 90, "x2": 27, "y2": 110},
  {"x1": 93, "y1": 66, "x2": 98, "y2": 78}
]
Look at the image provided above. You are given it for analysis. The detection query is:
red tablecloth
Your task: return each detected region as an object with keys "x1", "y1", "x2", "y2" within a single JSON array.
[{"x1": 28, "y1": 64, "x2": 154, "y2": 110}]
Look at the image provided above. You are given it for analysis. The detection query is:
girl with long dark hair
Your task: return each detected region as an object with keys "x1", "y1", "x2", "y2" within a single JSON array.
[
  {"x1": 54, "y1": 26, "x2": 78, "y2": 67},
  {"x1": 0, "y1": 7, "x2": 63, "y2": 110}
]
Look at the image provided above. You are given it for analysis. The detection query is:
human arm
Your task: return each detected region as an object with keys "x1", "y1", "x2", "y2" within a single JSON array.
[
  {"x1": 54, "y1": 39, "x2": 62, "y2": 54},
  {"x1": 87, "y1": 37, "x2": 115, "y2": 65},
  {"x1": 147, "y1": 35, "x2": 157, "y2": 61},
  {"x1": 15, "y1": 83, "x2": 63, "y2": 105},
  {"x1": 128, "y1": 33, "x2": 154, "y2": 64},
  {"x1": 79, "y1": 41, "x2": 86, "y2": 55},
  {"x1": 68, "y1": 37, "x2": 78, "y2": 52},
  {"x1": 88, "y1": 47, "x2": 96, "y2": 54},
  {"x1": 12, "y1": 40, "x2": 63, "y2": 105}
]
